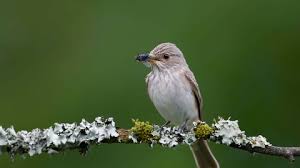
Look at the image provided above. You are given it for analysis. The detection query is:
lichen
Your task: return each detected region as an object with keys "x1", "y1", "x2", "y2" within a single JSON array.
[
  {"x1": 248, "y1": 135, "x2": 272, "y2": 148},
  {"x1": 130, "y1": 120, "x2": 197, "y2": 147},
  {"x1": 156, "y1": 126, "x2": 181, "y2": 147},
  {"x1": 194, "y1": 122, "x2": 214, "y2": 139},
  {"x1": 0, "y1": 117, "x2": 119, "y2": 157},
  {"x1": 130, "y1": 119, "x2": 153, "y2": 143},
  {"x1": 212, "y1": 118, "x2": 247, "y2": 145},
  {"x1": 211, "y1": 117, "x2": 272, "y2": 148}
]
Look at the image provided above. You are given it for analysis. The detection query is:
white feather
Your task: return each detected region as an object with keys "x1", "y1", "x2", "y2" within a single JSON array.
[{"x1": 147, "y1": 68, "x2": 198, "y2": 126}]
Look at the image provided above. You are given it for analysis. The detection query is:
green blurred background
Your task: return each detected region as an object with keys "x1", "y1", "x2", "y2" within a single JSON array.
[{"x1": 0, "y1": 0, "x2": 299, "y2": 167}]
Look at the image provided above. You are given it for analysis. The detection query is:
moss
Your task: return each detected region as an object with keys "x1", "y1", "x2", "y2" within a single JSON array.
[
  {"x1": 194, "y1": 123, "x2": 214, "y2": 139},
  {"x1": 130, "y1": 119, "x2": 153, "y2": 143}
]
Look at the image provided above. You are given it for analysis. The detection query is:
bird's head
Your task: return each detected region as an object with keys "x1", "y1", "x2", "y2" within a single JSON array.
[{"x1": 136, "y1": 43, "x2": 187, "y2": 70}]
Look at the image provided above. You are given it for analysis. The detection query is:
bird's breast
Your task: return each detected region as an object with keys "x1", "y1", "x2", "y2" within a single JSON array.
[{"x1": 147, "y1": 70, "x2": 198, "y2": 125}]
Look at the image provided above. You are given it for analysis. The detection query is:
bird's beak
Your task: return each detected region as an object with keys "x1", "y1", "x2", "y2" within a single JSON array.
[{"x1": 135, "y1": 53, "x2": 150, "y2": 62}]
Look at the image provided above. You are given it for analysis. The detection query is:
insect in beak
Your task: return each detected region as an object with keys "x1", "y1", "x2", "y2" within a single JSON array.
[{"x1": 135, "y1": 53, "x2": 149, "y2": 62}]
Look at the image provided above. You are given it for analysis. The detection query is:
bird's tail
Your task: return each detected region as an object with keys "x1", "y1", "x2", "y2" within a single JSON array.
[{"x1": 190, "y1": 140, "x2": 219, "y2": 168}]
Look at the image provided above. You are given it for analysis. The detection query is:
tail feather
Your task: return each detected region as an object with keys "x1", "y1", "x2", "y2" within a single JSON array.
[{"x1": 190, "y1": 140, "x2": 219, "y2": 168}]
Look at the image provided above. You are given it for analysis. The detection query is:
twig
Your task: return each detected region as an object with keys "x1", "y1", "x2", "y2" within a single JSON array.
[
  {"x1": 0, "y1": 116, "x2": 299, "y2": 162},
  {"x1": 230, "y1": 144, "x2": 300, "y2": 161}
]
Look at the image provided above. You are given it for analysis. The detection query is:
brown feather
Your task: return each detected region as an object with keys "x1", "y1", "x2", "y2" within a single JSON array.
[{"x1": 184, "y1": 70, "x2": 203, "y2": 120}]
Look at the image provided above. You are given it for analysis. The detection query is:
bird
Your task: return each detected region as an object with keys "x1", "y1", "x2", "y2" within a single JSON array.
[{"x1": 136, "y1": 42, "x2": 219, "y2": 168}]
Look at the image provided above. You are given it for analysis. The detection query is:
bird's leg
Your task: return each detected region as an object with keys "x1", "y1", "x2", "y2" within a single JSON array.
[
  {"x1": 159, "y1": 121, "x2": 171, "y2": 134},
  {"x1": 161, "y1": 121, "x2": 171, "y2": 127},
  {"x1": 179, "y1": 119, "x2": 189, "y2": 132}
]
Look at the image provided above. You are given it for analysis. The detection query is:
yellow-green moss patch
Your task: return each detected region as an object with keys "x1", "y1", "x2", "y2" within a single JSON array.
[
  {"x1": 130, "y1": 119, "x2": 153, "y2": 142},
  {"x1": 194, "y1": 123, "x2": 214, "y2": 139}
]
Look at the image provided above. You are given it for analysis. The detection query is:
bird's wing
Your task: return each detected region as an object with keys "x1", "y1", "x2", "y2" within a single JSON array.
[{"x1": 184, "y1": 70, "x2": 203, "y2": 120}]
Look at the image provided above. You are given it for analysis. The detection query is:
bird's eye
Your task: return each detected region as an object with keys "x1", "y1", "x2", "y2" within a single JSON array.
[{"x1": 163, "y1": 55, "x2": 169, "y2": 59}]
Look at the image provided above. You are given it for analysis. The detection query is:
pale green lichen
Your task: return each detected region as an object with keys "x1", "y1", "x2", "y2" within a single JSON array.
[
  {"x1": 212, "y1": 117, "x2": 247, "y2": 146},
  {"x1": 194, "y1": 123, "x2": 214, "y2": 139},
  {"x1": 130, "y1": 119, "x2": 153, "y2": 143},
  {"x1": 0, "y1": 117, "x2": 119, "y2": 157},
  {"x1": 211, "y1": 117, "x2": 272, "y2": 147}
]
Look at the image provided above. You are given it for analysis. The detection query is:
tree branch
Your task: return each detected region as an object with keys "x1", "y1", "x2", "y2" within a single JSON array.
[
  {"x1": 230, "y1": 144, "x2": 300, "y2": 161},
  {"x1": 0, "y1": 117, "x2": 299, "y2": 161}
]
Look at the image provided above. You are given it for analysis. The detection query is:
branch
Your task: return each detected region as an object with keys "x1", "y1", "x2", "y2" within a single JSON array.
[
  {"x1": 0, "y1": 117, "x2": 299, "y2": 161},
  {"x1": 230, "y1": 144, "x2": 300, "y2": 161}
]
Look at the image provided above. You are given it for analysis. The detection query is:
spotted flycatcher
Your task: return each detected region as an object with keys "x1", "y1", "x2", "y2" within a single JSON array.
[{"x1": 136, "y1": 43, "x2": 219, "y2": 168}]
